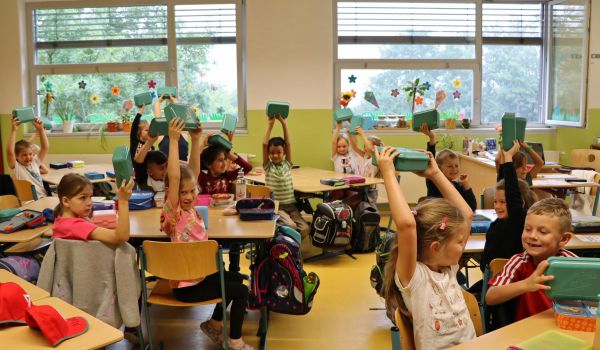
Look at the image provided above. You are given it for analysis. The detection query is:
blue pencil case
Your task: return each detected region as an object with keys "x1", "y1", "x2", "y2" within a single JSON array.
[
  {"x1": 84, "y1": 172, "x2": 105, "y2": 180},
  {"x1": 115, "y1": 190, "x2": 154, "y2": 210}
]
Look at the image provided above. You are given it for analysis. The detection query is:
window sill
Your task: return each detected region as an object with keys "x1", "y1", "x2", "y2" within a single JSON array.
[
  {"x1": 362, "y1": 126, "x2": 556, "y2": 135},
  {"x1": 29, "y1": 129, "x2": 249, "y2": 138}
]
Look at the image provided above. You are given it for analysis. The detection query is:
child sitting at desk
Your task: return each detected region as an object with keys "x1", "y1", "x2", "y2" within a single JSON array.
[
  {"x1": 495, "y1": 140, "x2": 544, "y2": 186},
  {"x1": 486, "y1": 198, "x2": 577, "y2": 322},
  {"x1": 153, "y1": 94, "x2": 189, "y2": 162},
  {"x1": 138, "y1": 150, "x2": 167, "y2": 193}
]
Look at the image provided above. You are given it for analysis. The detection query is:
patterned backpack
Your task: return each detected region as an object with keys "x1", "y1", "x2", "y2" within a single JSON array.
[{"x1": 309, "y1": 201, "x2": 353, "y2": 248}]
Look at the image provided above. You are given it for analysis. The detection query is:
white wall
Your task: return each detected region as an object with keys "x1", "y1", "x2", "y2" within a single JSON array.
[{"x1": 0, "y1": 0, "x2": 27, "y2": 113}]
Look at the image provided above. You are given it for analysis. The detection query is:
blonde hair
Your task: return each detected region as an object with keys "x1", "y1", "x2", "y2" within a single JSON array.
[
  {"x1": 164, "y1": 164, "x2": 197, "y2": 193},
  {"x1": 137, "y1": 120, "x2": 149, "y2": 140},
  {"x1": 435, "y1": 149, "x2": 458, "y2": 167},
  {"x1": 496, "y1": 178, "x2": 538, "y2": 211},
  {"x1": 336, "y1": 133, "x2": 349, "y2": 146},
  {"x1": 382, "y1": 198, "x2": 466, "y2": 321},
  {"x1": 527, "y1": 198, "x2": 572, "y2": 233}
]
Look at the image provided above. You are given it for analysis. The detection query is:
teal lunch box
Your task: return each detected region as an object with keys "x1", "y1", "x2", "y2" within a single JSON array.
[
  {"x1": 12, "y1": 106, "x2": 37, "y2": 124},
  {"x1": 149, "y1": 118, "x2": 168, "y2": 137},
  {"x1": 412, "y1": 108, "x2": 440, "y2": 132},
  {"x1": 545, "y1": 256, "x2": 600, "y2": 301},
  {"x1": 157, "y1": 86, "x2": 178, "y2": 99},
  {"x1": 221, "y1": 114, "x2": 238, "y2": 134},
  {"x1": 134, "y1": 92, "x2": 154, "y2": 108},
  {"x1": 501, "y1": 112, "x2": 527, "y2": 150},
  {"x1": 334, "y1": 108, "x2": 353, "y2": 122},
  {"x1": 164, "y1": 103, "x2": 200, "y2": 131},
  {"x1": 208, "y1": 134, "x2": 232, "y2": 151},
  {"x1": 266, "y1": 101, "x2": 290, "y2": 119},
  {"x1": 349, "y1": 114, "x2": 375, "y2": 134},
  {"x1": 112, "y1": 145, "x2": 134, "y2": 188},
  {"x1": 371, "y1": 146, "x2": 429, "y2": 172}
]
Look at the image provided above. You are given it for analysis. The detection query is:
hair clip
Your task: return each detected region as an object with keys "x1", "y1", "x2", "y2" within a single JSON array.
[
  {"x1": 411, "y1": 209, "x2": 417, "y2": 216},
  {"x1": 439, "y1": 216, "x2": 448, "y2": 230}
]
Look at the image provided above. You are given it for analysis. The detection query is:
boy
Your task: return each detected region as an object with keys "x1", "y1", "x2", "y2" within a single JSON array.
[
  {"x1": 262, "y1": 115, "x2": 309, "y2": 238},
  {"x1": 142, "y1": 150, "x2": 167, "y2": 193},
  {"x1": 7, "y1": 116, "x2": 49, "y2": 199},
  {"x1": 486, "y1": 198, "x2": 577, "y2": 322}
]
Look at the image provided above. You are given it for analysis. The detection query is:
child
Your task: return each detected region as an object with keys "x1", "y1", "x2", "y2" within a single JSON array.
[
  {"x1": 495, "y1": 140, "x2": 544, "y2": 185},
  {"x1": 332, "y1": 121, "x2": 361, "y2": 175},
  {"x1": 486, "y1": 198, "x2": 576, "y2": 322},
  {"x1": 378, "y1": 147, "x2": 475, "y2": 350},
  {"x1": 153, "y1": 94, "x2": 189, "y2": 162},
  {"x1": 130, "y1": 104, "x2": 153, "y2": 187},
  {"x1": 7, "y1": 117, "x2": 49, "y2": 199},
  {"x1": 27, "y1": 132, "x2": 49, "y2": 175},
  {"x1": 52, "y1": 173, "x2": 134, "y2": 244},
  {"x1": 140, "y1": 150, "x2": 167, "y2": 193},
  {"x1": 421, "y1": 124, "x2": 477, "y2": 211},
  {"x1": 481, "y1": 141, "x2": 538, "y2": 272},
  {"x1": 348, "y1": 126, "x2": 375, "y2": 177},
  {"x1": 161, "y1": 118, "x2": 254, "y2": 350},
  {"x1": 263, "y1": 116, "x2": 309, "y2": 238}
]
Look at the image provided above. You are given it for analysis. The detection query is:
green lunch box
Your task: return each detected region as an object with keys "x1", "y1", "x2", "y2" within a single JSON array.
[
  {"x1": 112, "y1": 145, "x2": 134, "y2": 188},
  {"x1": 412, "y1": 108, "x2": 439, "y2": 132},
  {"x1": 134, "y1": 92, "x2": 154, "y2": 107},
  {"x1": 208, "y1": 134, "x2": 232, "y2": 151},
  {"x1": 12, "y1": 106, "x2": 36, "y2": 124},
  {"x1": 545, "y1": 256, "x2": 600, "y2": 301},
  {"x1": 349, "y1": 115, "x2": 374, "y2": 134},
  {"x1": 501, "y1": 112, "x2": 527, "y2": 150},
  {"x1": 334, "y1": 108, "x2": 353, "y2": 122},
  {"x1": 221, "y1": 114, "x2": 238, "y2": 134},
  {"x1": 157, "y1": 86, "x2": 178, "y2": 99},
  {"x1": 164, "y1": 103, "x2": 200, "y2": 131},
  {"x1": 149, "y1": 118, "x2": 168, "y2": 137},
  {"x1": 266, "y1": 101, "x2": 290, "y2": 119},
  {"x1": 371, "y1": 146, "x2": 429, "y2": 172}
]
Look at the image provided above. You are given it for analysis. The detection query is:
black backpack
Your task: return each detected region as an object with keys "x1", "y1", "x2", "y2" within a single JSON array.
[
  {"x1": 309, "y1": 201, "x2": 353, "y2": 249},
  {"x1": 351, "y1": 201, "x2": 380, "y2": 253},
  {"x1": 369, "y1": 229, "x2": 397, "y2": 296}
]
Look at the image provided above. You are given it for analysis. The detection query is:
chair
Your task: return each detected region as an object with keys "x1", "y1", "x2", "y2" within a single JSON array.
[
  {"x1": 0, "y1": 194, "x2": 20, "y2": 209},
  {"x1": 139, "y1": 240, "x2": 228, "y2": 350},
  {"x1": 392, "y1": 290, "x2": 482, "y2": 350},
  {"x1": 480, "y1": 187, "x2": 495, "y2": 209},
  {"x1": 570, "y1": 149, "x2": 600, "y2": 172},
  {"x1": 246, "y1": 184, "x2": 273, "y2": 199},
  {"x1": 12, "y1": 178, "x2": 38, "y2": 202},
  {"x1": 479, "y1": 258, "x2": 509, "y2": 333}
]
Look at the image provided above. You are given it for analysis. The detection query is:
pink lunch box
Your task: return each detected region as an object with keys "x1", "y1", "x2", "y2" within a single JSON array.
[
  {"x1": 343, "y1": 176, "x2": 366, "y2": 184},
  {"x1": 92, "y1": 210, "x2": 117, "y2": 229}
]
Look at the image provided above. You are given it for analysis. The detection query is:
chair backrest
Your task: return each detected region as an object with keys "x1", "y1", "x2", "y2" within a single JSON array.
[
  {"x1": 462, "y1": 290, "x2": 483, "y2": 337},
  {"x1": 480, "y1": 258, "x2": 509, "y2": 333},
  {"x1": 489, "y1": 258, "x2": 509, "y2": 277},
  {"x1": 0, "y1": 195, "x2": 20, "y2": 209},
  {"x1": 570, "y1": 149, "x2": 600, "y2": 172},
  {"x1": 480, "y1": 187, "x2": 495, "y2": 209},
  {"x1": 247, "y1": 184, "x2": 273, "y2": 199},
  {"x1": 142, "y1": 240, "x2": 219, "y2": 281},
  {"x1": 394, "y1": 308, "x2": 416, "y2": 350},
  {"x1": 12, "y1": 178, "x2": 37, "y2": 202}
]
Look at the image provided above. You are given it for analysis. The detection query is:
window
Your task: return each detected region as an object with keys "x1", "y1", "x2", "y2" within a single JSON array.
[{"x1": 27, "y1": 1, "x2": 244, "y2": 132}]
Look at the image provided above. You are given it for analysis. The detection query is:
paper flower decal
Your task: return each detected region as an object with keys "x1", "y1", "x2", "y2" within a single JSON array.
[
  {"x1": 423, "y1": 81, "x2": 431, "y2": 90},
  {"x1": 453, "y1": 90, "x2": 461, "y2": 100},
  {"x1": 111, "y1": 86, "x2": 121, "y2": 96},
  {"x1": 364, "y1": 91, "x2": 379, "y2": 108},
  {"x1": 43, "y1": 81, "x2": 53, "y2": 92},
  {"x1": 391, "y1": 89, "x2": 400, "y2": 98},
  {"x1": 78, "y1": 80, "x2": 87, "y2": 89},
  {"x1": 348, "y1": 75, "x2": 357, "y2": 83},
  {"x1": 150, "y1": 91, "x2": 157, "y2": 99},
  {"x1": 193, "y1": 106, "x2": 200, "y2": 116},
  {"x1": 452, "y1": 78, "x2": 462, "y2": 89},
  {"x1": 148, "y1": 80, "x2": 157, "y2": 89},
  {"x1": 339, "y1": 90, "x2": 355, "y2": 107},
  {"x1": 90, "y1": 94, "x2": 100, "y2": 104},
  {"x1": 415, "y1": 96, "x2": 424, "y2": 105},
  {"x1": 216, "y1": 106, "x2": 225, "y2": 115}
]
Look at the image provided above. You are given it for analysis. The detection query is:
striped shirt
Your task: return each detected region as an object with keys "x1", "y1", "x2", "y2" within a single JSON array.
[
  {"x1": 489, "y1": 249, "x2": 577, "y2": 320},
  {"x1": 265, "y1": 160, "x2": 295, "y2": 205}
]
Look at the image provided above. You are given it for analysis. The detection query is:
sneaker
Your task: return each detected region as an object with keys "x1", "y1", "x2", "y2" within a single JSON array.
[
  {"x1": 200, "y1": 321, "x2": 224, "y2": 346},
  {"x1": 228, "y1": 340, "x2": 256, "y2": 350}
]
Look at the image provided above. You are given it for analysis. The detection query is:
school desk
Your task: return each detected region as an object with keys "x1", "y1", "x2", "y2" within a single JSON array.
[
  {"x1": 42, "y1": 163, "x2": 114, "y2": 185},
  {"x1": 0, "y1": 297, "x2": 123, "y2": 350},
  {"x1": 448, "y1": 309, "x2": 593, "y2": 350},
  {"x1": 0, "y1": 197, "x2": 53, "y2": 250},
  {"x1": 0, "y1": 269, "x2": 49, "y2": 301}
]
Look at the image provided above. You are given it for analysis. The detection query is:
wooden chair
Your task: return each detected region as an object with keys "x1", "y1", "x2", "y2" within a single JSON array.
[
  {"x1": 246, "y1": 184, "x2": 273, "y2": 199},
  {"x1": 139, "y1": 240, "x2": 228, "y2": 350},
  {"x1": 570, "y1": 149, "x2": 600, "y2": 172},
  {"x1": 0, "y1": 194, "x2": 20, "y2": 209},
  {"x1": 480, "y1": 187, "x2": 495, "y2": 209},
  {"x1": 479, "y1": 258, "x2": 509, "y2": 333},
  {"x1": 12, "y1": 178, "x2": 38, "y2": 202}
]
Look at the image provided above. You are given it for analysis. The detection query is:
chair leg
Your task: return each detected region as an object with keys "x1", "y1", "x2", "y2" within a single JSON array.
[
  {"x1": 218, "y1": 249, "x2": 229, "y2": 350},
  {"x1": 390, "y1": 326, "x2": 401, "y2": 350}
]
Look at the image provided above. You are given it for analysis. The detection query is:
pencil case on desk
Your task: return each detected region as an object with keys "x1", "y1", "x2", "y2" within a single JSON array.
[
  {"x1": 320, "y1": 178, "x2": 346, "y2": 186},
  {"x1": 342, "y1": 176, "x2": 365, "y2": 184},
  {"x1": 49, "y1": 162, "x2": 68, "y2": 169},
  {"x1": 84, "y1": 172, "x2": 105, "y2": 180},
  {"x1": 92, "y1": 210, "x2": 117, "y2": 229},
  {"x1": 236, "y1": 198, "x2": 275, "y2": 221},
  {"x1": 67, "y1": 160, "x2": 85, "y2": 168}
]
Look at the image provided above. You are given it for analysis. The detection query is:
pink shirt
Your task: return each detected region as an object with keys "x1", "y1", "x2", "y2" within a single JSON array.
[{"x1": 52, "y1": 217, "x2": 97, "y2": 241}]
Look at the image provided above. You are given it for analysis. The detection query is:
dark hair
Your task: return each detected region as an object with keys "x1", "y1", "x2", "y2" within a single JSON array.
[
  {"x1": 513, "y1": 151, "x2": 527, "y2": 169},
  {"x1": 268, "y1": 137, "x2": 286, "y2": 150},
  {"x1": 496, "y1": 178, "x2": 538, "y2": 211},
  {"x1": 53, "y1": 173, "x2": 92, "y2": 217},
  {"x1": 14, "y1": 140, "x2": 33, "y2": 156},
  {"x1": 201, "y1": 145, "x2": 228, "y2": 169},
  {"x1": 146, "y1": 150, "x2": 167, "y2": 166}
]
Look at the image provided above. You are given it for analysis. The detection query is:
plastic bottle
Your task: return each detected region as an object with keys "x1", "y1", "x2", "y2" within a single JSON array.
[
  {"x1": 593, "y1": 293, "x2": 600, "y2": 350},
  {"x1": 235, "y1": 168, "x2": 246, "y2": 201}
]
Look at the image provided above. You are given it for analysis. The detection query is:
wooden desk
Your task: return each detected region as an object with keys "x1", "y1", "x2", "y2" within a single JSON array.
[
  {"x1": 0, "y1": 269, "x2": 49, "y2": 301},
  {"x1": 0, "y1": 297, "x2": 123, "y2": 350},
  {"x1": 43, "y1": 163, "x2": 114, "y2": 185},
  {"x1": 0, "y1": 198, "x2": 55, "y2": 244},
  {"x1": 449, "y1": 309, "x2": 593, "y2": 350}
]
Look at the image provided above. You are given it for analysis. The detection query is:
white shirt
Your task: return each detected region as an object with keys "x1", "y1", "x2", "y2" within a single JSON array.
[
  {"x1": 395, "y1": 263, "x2": 475, "y2": 350},
  {"x1": 13, "y1": 157, "x2": 47, "y2": 199},
  {"x1": 147, "y1": 177, "x2": 165, "y2": 192},
  {"x1": 332, "y1": 150, "x2": 361, "y2": 175}
]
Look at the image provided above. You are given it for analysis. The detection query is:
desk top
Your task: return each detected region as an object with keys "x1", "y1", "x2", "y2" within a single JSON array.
[
  {"x1": 531, "y1": 178, "x2": 599, "y2": 189},
  {"x1": 43, "y1": 163, "x2": 114, "y2": 185},
  {"x1": 458, "y1": 154, "x2": 560, "y2": 171},
  {"x1": 0, "y1": 297, "x2": 123, "y2": 350},
  {"x1": 449, "y1": 309, "x2": 593, "y2": 349},
  {"x1": 0, "y1": 269, "x2": 49, "y2": 301},
  {"x1": 0, "y1": 199, "x2": 54, "y2": 243}
]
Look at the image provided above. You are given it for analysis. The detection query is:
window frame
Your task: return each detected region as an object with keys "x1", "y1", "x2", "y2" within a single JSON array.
[{"x1": 25, "y1": 0, "x2": 246, "y2": 132}]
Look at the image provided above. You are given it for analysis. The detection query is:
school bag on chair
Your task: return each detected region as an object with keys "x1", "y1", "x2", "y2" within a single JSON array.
[
  {"x1": 351, "y1": 201, "x2": 380, "y2": 253},
  {"x1": 0, "y1": 256, "x2": 41, "y2": 283},
  {"x1": 309, "y1": 201, "x2": 353, "y2": 249},
  {"x1": 370, "y1": 229, "x2": 397, "y2": 297}
]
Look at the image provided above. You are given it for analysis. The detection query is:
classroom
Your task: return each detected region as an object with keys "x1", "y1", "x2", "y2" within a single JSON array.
[{"x1": 1, "y1": 0, "x2": 600, "y2": 349}]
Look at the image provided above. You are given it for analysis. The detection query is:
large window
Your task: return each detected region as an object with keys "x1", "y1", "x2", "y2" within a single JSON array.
[{"x1": 27, "y1": 1, "x2": 244, "y2": 132}]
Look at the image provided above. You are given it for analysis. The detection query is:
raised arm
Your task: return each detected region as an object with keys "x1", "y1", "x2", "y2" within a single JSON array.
[
  {"x1": 279, "y1": 116, "x2": 292, "y2": 163},
  {"x1": 332, "y1": 121, "x2": 342, "y2": 158},
  {"x1": 348, "y1": 132, "x2": 365, "y2": 158},
  {"x1": 90, "y1": 178, "x2": 134, "y2": 244},
  {"x1": 521, "y1": 141, "x2": 544, "y2": 178},
  {"x1": 134, "y1": 135, "x2": 158, "y2": 164},
  {"x1": 263, "y1": 117, "x2": 275, "y2": 166},
  {"x1": 357, "y1": 127, "x2": 373, "y2": 158},
  {"x1": 188, "y1": 122, "x2": 203, "y2": 179},
  {"x1": 166, "y1": 118, "x2": 185, "y2": 206},
  {"x1": 420, "y1": 123, "x2": 436, "y2": 148},
  {"x1": 6, "y1": 117, "x2": 20, "y2": 169},
  {"x1": 33, "y1": 119, "x2": 49, "y2": 162},
  {"x1": 153, "y1": 95, "x2": 165, "y2": 118}
]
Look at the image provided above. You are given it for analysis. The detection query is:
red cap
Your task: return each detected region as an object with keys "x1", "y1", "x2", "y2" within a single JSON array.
[
  {"x1": 0, "y1": 282, "x2": 32, "y2": 325},
  {"x1": 25, "y1": 304, "x2": 88, "y2": 346}
]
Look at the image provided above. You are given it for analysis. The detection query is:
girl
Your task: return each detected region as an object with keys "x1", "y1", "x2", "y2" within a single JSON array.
[
  {"x1": 495, "y1": 140, "x2": 544, "y2": 186},
  {"x1": 421, "y1": 124, "x2": 477, "y2": 211},
  {"x1": 331, "y1": 121, "x2": 361, "y2": 175},
  {"x1": 154, "y1": 94, "x2": 189, "y2": 162},
  {"x1": 161, "y1": 118, "x2": 254, "y2": 350},
  {"x1": 52, "y1": 173, "x2": 134, "y2": 244},
  {"x1": 129, "y1": 104, "x2": 152, "y2": 187},
  {"x1": 378, "y1": 147, "x2": 475, "y2": 350}
]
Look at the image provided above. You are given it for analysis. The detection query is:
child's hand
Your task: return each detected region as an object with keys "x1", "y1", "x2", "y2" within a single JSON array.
[
  {"x1": 168, "y1": 95, "x2": 179, "y2": 103},
  {"x1": 11, "y1": 117, "x2": 21, "y2": 131},
  {"x1": 355, "y1": 126, "x2": 364, "y2": 135},
  {"x1": 138, "y1": 104, "x2": 145, "y2": 114},
  {"x1": 459, "y1": 174, "x2": 470, "y2": 187},
  {"x1": 276, "y1": 115, "x2": 286, "y2": 125},
  {"x1": 524, "y1": 260, "x2": 554, "y2": 292},
  {"x1": 117, "y1": 177, "x2": 135, "y2": 202},
  {"x1": 225, "y1": 131, "x2": 234, "y2": 142},
  {"x1": 267, "y1": 117, "x2": 276, "y2": 128},
  {"x1": 189, "y1": 122, "x2": 203, "y2": 141},
  {"x1": 374, "y1": 146, "x2": 400, "y2": 175},
  {"x1": 419, "y1": 123, "x2": 435, "y2": 141},
  {"x1": 335, "y1": 121, "x2": 342, "y2": 131},
  {"x1": 168, "y1": 117, "x2": 185, "y2": 139},
  {"x1": 158, "y1": 94, "x2": 165, "y2": 103},
  {"x1": 147, "y1": 134, "x2": 159, "y2": 145},
  {"x1": 505, "y1": 140, "x2": 521, "y2": 159},
  {"x1": 518, "y1": 140, "x2": 531, "y2": 152},
  {"x1": 33, "y1": 118, "x2": 44, "y2": 131},
  {"x1": 415, "y1": 152, "x2": 442, "y2": 179}
]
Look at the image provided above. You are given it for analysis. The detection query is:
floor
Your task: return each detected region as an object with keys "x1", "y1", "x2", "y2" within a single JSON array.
[{"x1": 110, "y1": 216, "x2": 482, "y2": 350}]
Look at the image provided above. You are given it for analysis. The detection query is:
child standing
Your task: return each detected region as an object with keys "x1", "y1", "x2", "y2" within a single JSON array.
[
  {"x1": 486, "y1": 198, "x2": 576, "y2": 321},
  {"x1": 263, "y1": 116, "x2": 309, "y2": 238},
  {"x1": 7, "y1": 117, "x2": 50, "y2": 199},
  {"x1": 378, "y1": 147, "x2": 475, "y2": 350},
  {"x1": 162, "y1": 118, "x2": 254, "y2": 350}
]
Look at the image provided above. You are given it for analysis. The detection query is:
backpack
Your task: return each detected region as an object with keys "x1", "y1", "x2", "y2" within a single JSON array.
[
  {"x1": 0, "y1": 256, "x2": 41, "y2": 283},
  {"x1": 249, "y1": 226, "x2": 320, "y2": 315},
  {"x1": 369, "y1": 229, "x2": 397, "y2": 296},
  {"x1": 351, "y1": 201, "x2": 380, "y2": 253},
  {"x1": 309, "y1": 201, "x2": 353, "y2": 249}
]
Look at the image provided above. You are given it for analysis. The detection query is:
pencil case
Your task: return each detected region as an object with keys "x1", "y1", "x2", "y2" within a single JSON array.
[
  {"x1": 114, "y1": 190, "x2": 154, "y2": 210},
  {"x1": 208, "y1": 134, "x2": 232, "y2": 151},
  {"x1": 12, "y1": 106, "x2": 37, "y2": 124},
  {"x1": 92, "y1": 210, "x2": 117, "y2": 229},
  {"x1": 106, "y1": 170, "x2": 116, "y2": 178},
  {"x1": 0, "y1": 208, "x2": 22, "y2": 223},
  {"x1": 112, "y1": 145, "x2": 134, "y2": 188},
  {"x1": 157, "y1": 86, "x2": 177, "y2": 99},
  {"x1": 319, "y1": 178, "x2": 346, "y2": 186},
  {"x1": 134, "y1": 92, "x2": 154, "y2": 107},
  {"x1": 236, "y1": 198, "x2": 275, "y2": 221},
  {"x1": 371, "y1": 147, "x2": 429, "y2": 172},
  {"x1": 501, "y1": 112, "x2": 527, "y2": 150},
  {"x1": 49, "y1": 162, "x2": 68, "y2": 169},
  {"x1": 221, "y1": 114, "x2": 238, "y2": 134},
  {"x1": 67, "y1": 160, "x2": 85, "y2": 168},
  {"x1": 149, "y1": 118, "x2": 168, "y2": 137},
  {"x1": 334, "y1": 108, "x2": 353, "y2": 122},
  {"x1": 412, "y1": 108, "x2": 439, "y2": 132},
  {"x1": 164, "y1": 103, "x2": 200, "y2": 130},
  {"x1": 92, "y1": 202, "x2": 114, "y2": 211},
  {"x1": 342, "y1": 176, "x2": 365, "y2": 184},
  {"x1": 545, "y1": 256, "x2": 600, "y2": 301},
  {"x1": 266, "y1": 101, "x2": 290, "y2": 119},
  {"x1": 0, "y1": 210, "x2": 46, "y2": 234},
  {"x1": 552, "y1": 300, "x2": 597, "y2": 332},
  {"x1": 84, "y1": 172, "x2": 105, "y2": 180}
]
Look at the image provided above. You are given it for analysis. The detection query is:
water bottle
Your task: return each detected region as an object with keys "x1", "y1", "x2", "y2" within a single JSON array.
[{"x1": 235, "y1": 168, "x2": 246, "y2": 201}]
